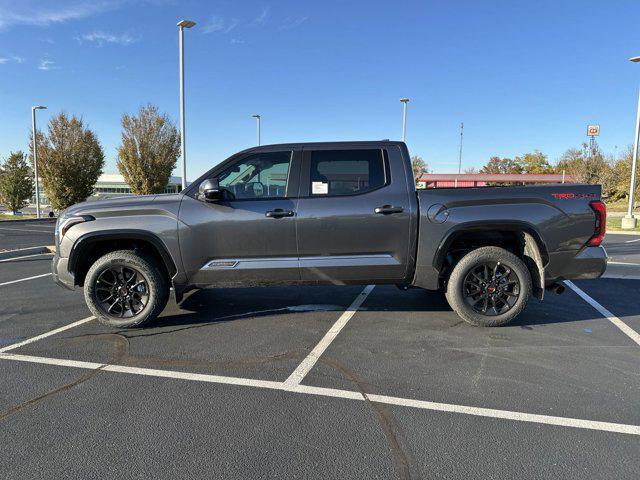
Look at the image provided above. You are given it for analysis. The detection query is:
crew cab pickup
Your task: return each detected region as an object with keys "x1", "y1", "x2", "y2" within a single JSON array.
[{"x1": 52, "y1": 141, "x2": 607, "y2": 328}]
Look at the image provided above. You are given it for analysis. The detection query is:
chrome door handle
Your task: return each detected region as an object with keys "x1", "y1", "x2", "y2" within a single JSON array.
[
  {"x1": 265, "y1": 209, "x2": 295, "y2": 218},
  {"x1": 374, "y1": 205, "x2": 404, "y2": 215}
]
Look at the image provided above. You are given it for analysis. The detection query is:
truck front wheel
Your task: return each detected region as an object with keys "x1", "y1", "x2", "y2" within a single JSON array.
[
  {"x1": 84, "y1": 250, "x2": 170, "y2": 328},
  {"x1": 445, "y1": 246, "x2": 531, "y2": 327}
]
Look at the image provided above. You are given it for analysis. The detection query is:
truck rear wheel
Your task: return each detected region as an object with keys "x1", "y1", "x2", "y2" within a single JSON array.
[
  {"x1": 84, "y1": 250, "x2": 169, "y2": 328},
  {"x1": 445, "y1": 246, "x2": 531, "y2": 327}
]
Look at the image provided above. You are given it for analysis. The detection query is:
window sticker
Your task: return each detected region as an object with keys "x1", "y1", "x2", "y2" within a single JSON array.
[{"x1": 312, "y1": 181, "x2": 328, "y2": 195}]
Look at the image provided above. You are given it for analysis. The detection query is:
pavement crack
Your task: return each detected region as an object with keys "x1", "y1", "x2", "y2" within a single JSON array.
[
  {"x1": 0, "y1": 333, "x2": 128, "y2": 423},
  {"x1": 320, "y1": 357, "x2": 417, "y2": 480}
]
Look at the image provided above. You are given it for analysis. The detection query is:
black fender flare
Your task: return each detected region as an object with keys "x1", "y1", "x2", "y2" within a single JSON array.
[
  {"x1": 433, "y1": 220, "x2": 548, "y2": 299},
  {"x1": 68, "y1": 229, "x2": 178, "y2": 280}
]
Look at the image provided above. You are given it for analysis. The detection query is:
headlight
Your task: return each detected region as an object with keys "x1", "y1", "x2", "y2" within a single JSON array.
[{"x1": 56, "y1": 213, "x2": 94, "y2": 238}]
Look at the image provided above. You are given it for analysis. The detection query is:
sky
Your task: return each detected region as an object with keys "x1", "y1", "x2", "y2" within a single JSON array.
[{"x1": 1, "y1": 0, "x2": 640, "y2": 179}]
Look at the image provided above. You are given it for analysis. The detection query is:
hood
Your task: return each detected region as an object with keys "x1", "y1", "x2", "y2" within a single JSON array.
[{"x1": 64, "y1": 194, "x2": 181, "y2": 217}]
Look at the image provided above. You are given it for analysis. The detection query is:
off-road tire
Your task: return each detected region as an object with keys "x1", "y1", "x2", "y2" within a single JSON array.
[
  {"x1": 84, "y1": 250, "x2": 169, "y2": 328},
  {"x1": 445, "y1": 246, "x2": 532, "y2": 327}
]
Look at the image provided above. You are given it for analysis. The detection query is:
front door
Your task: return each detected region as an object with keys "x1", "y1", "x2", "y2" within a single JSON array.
[
  {"x1": 295, "y1": 145, "x2": 414, "y2": 283},
  {"x1": 179, "y1": 149, "x2": 301, "y2": 287}
]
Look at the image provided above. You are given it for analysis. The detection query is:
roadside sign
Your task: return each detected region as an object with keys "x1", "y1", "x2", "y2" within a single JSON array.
[{"x1": 587, "y1": 125, "x2": 600, "y2": 136}]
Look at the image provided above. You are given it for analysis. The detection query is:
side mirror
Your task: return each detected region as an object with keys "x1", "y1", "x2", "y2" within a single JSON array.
[{"x1": 198, "y1": 178, "x2": 223, "y2": 202}]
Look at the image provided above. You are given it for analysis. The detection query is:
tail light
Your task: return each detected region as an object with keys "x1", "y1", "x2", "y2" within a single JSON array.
[{"x1": 587, "y1": 200, "x2": 606, "y2": 246}]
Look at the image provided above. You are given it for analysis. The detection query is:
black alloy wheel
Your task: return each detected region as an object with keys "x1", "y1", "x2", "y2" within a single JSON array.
[
  {"x1": 462, "y1": 261, "x2": 521, "y2": 316},
  {"x1": 94, "y1": 264, "x2": 150, "y2": 319}
]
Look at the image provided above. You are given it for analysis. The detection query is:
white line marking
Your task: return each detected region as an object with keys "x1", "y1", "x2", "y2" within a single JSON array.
[
  {"x1": 0, "y1": 352, "x2": 638, "y2": 436},
  {"x1": 625, "y1": 238, "x2": 640, "y2": 243},
  {"x1": 0, "y1": 252, "x2": 53, "y2": 263},
  {"x1": 608, "y1": 261, "x2": 640, "y2": 266},
  {"x1": 0, "y1": 245, "x2": 49, "y2": 254},
  {"x1": 0, "y1": 316, "x2": 94, "y2": 353},
  {"x1": 565, "y1": 280, "x2": 640, "y2": 346},
  {"x1": 0, "y1": 226, "x2": 54, "y2": 234},
  {"x1": 284, "y1": 284, "x2": 375, "y2": 386},
  {"x1": 0, "y1": 273, "x2": 52, "y2": 287}
]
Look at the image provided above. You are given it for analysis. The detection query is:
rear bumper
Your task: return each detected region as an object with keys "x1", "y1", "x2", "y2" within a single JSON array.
[
  {"x1": 51, "y1": 251, "x2": 75, "y2": 290},
  {"x1": 550, "y1": 246, "x2": 608, "y2": 281}
]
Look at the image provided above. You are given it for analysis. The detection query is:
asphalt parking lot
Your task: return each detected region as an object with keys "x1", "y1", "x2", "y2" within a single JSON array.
[{"x1": 1, "y1": 222, "x2": 639, "y2": 479}]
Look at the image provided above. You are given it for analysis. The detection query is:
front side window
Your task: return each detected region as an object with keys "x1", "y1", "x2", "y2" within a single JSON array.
[
  {"x1": 309, "y1": 149, "x2": 386, "y2": 196},
  {"x1": 218, "y1": 151, "x2": 292, "y2": 199}
]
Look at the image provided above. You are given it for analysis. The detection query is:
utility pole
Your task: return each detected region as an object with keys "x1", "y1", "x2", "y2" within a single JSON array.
[{"x1": 458, "y1": 122, "x2": 464, "y2": 174}]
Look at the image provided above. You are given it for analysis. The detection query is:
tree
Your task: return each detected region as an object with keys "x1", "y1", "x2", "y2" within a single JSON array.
[
  {"x1": 480, "y1": 156, "x2": 523, "y2": 174},
  {"x1": 555, "y1": 142, "x2": 614, "y2": 196},
  {"x1": 117, "y1": 104, "x2": 181, "y2": 195},
  {"x1": 0, "y1": 151, "x2": 34, "y2": 213},
  {"x1": 519, "y1": 151, "x2": 553, "y2": 174},
  {"x1": 611, "y1": 146, "x2": 640, "y2": 205},
  {"x1": 411, "y1": 155, "x2": 428, "y2": 184},
  {"x1": 31, "y1": 112, "x2": 104, "y2": 210}
]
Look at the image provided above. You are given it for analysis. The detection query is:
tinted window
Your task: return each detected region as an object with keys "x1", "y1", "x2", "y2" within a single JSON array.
[
  {"x1": 310, "y1": 149, "x2": 386, "y2": 196},
  {"x1": 218, "y1": 151, "x2": 292, "y2": 199}
]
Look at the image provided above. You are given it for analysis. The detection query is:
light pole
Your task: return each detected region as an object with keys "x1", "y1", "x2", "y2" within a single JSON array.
[
  {"x1": 177, "y1": 19, "x2": 196, "y2": 191},
  {"x1": 400, "y1": 98, "x2": 409, "y2": 142},
  {"x1": 31, "y1": 105, "x2": 47, "y2": 218},
  {"x1": 252, "y1": 114, "x2": 261, "y2": 146},
  {"x1": 623, "y1": 56, "x2": 640, "y2": 229},
  {"x1": 458, "y1": 122, "x2": 464, "y2": 174}
]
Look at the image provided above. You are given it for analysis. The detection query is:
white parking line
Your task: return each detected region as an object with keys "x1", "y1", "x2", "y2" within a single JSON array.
[
  {"x1": 284, "y1": 284, "x2": 375, "y2": 386},
  {"x1": 0, "y1": 273, "x2": 52, "y2": 287},
  {"x1": 625, "y1": 238, "x2": 640, "y2": 243},
  {"x1": 0, "y1": 316, "x2": 94, "y2": 353},
  {"x1": 0, "y1": 226, "x2": 54, "y2": 234},
  {"x1": 608, "y1": 261, "x2": 640, "y2": 266},
  {"x1": 565, "y1": 280, "x2": 640, "y2": 346},
  {"x1": 0, "y1": 253, "x2": 53, "y2": 263},
  {"x1": 0, "y1": 351, "x2": 638, "y2": 436}
]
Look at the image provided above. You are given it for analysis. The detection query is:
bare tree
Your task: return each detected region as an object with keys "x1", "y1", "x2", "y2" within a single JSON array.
[
  {"x1": 117, "y1": 104, "x2": 181, "y2": 195},
  {"x1": 0, "y1": 151, "x2": 34, "y2": 213},
  {"x1": 30, "y1": 113, "x2": 104, "y2": 210},
  {"x1": 411, "y1": 155, "x2": 429, "y2": 184}
]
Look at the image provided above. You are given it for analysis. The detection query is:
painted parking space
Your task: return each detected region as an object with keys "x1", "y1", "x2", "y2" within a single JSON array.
[{"x1": 299, "y1": 285, "x2": 640, "y2": 426}]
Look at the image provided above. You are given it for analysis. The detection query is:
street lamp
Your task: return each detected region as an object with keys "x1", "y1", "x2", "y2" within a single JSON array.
[
  {"x1": 252, "y1": 114, "x2": 261, "y2": 146},
  {"x1": 400, "y1": 98, "x2": 409, "y2": 142},
  {"x1": 31, "y1": 105, "x2": 47, "y2": 218},
  {"x1": 623, "y1": 56, "x2": 640, "y2": 229},
  {"x1": 177, "y1": 19, "x2": 196, "y2": 191}
]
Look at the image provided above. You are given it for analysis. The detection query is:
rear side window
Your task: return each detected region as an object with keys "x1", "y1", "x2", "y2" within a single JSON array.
[{"x1": 309, "y1": 149, "x2": 387, "y2": 196}]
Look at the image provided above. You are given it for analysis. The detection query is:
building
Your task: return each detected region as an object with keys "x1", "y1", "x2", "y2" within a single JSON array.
[
  {"x1": 30, "y1": 173, "x2": 184, "y2": 207},
  {"x1": 418, "y1": 173, "x2": 574, "y2": 188}
]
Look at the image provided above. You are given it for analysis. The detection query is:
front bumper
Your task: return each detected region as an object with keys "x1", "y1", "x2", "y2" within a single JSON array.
[
  {"x1": 553, "y1": 245, "x2": 608, "y2": 281},
  {"x1": 51, "y1": 250, "x2": 75, "y2": 290}
]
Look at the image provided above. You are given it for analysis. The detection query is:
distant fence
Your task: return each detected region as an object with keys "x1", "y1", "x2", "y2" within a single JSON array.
[{"x1": 418, "y1": 173, "x2": 574, "y2": 188}]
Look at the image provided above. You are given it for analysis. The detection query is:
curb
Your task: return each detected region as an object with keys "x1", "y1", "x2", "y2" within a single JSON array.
[{"x1": 0, "y1": 245, "x2": 55, "y2": 261}]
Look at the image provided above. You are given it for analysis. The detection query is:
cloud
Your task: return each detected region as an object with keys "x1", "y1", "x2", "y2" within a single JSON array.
[
  {"x1": 0, "y1": 55, "x2": 24, "y2": 65},
  {"x1": 79, "y1": 31, "x2": 139, "y2": 46},
  {"x1": 0, "y1": 1, "x2": 123, "y2": 30},
  {"x1": 280, "y1": 16, "x2": 308, "y2": 30},
  {"x1": 38, "y1": 59, "x2": 57, "y2": 71},
  {"x1": 230, "y1": 38, "x2": 245, "y2": 45},
  {"x1": 250, "y1": 6, "x2": 269, "y2": 26},
  {"x1": 202, "y1": 15, "x2": 238, "y2": 34}
]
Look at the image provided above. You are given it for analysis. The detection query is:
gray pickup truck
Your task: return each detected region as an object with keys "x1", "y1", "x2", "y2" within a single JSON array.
[{"x1": 52, "y1": 141, "x2": 607, "y2": 328}]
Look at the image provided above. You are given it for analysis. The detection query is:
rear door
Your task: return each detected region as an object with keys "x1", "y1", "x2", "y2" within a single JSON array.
[{"x1": 295, "y1": 145, "x2": 414, "y2": 283}]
